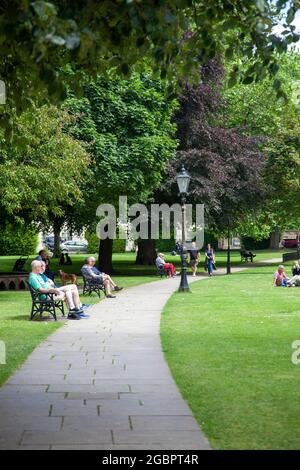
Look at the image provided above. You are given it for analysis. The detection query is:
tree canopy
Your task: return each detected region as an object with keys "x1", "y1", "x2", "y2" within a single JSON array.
[
  {"x1": 158, "y1": 59, "x2": 267, "y2": 234},
  {"x1": 223, "y1": 51, "x2": 300, "y2": 239},
  {"x1": 0, "y1": 0, "x2": 298, "y2": 120}
]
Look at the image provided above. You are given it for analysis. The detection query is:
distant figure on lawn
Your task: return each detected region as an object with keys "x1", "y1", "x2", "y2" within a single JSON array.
[
  {"x1": 273, "y1": 265, "x2": 289, "y2": 287},
  {"x1": 285, "y1": 262, "x2": 300, "y2": 287},
  {"x1": 188, "y1": 242, "x2": 200, "y2": 277},
  {"x1": 155, "y1": 253, "x2": 178, "y2": 278},
  {"x1": 81, "y1": 257, "x2": 123, "y2": 298},
  {"x1": 292, "y1": 261, "x2": 300, "y2": 277},
  {"x1": 36, "y1": 249, "x2": 55, "y2": 281},
  {"x1": 205, "y1": 244, "x2": 215, "y2": 277}
]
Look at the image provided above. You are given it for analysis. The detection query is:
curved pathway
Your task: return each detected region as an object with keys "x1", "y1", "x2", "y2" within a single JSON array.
[
  {"x1": 0, "y1": 259, "x2": 280, "y2": 450},
  {"x1": 0, "y1": 277, "x2": 209, "y2": 449}
]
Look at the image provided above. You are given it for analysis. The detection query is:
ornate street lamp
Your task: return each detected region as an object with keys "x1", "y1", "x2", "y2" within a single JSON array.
[{"x1": 176, "y1": 165, "x2": 191, "y2": 292}]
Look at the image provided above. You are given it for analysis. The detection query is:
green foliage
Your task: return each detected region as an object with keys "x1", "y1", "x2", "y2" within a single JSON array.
[
  {"x1": 85, "y1": 228, "x2": 127, "y2": 254},
  {"x1": 0, "y1": 105, "x2": 91, "y2": 225},
  {"x1": 84, "y1": 229, "x2": 99, "y2": 254},
  {"x1": 0, "y1": 0, "x2": 297, "y2": 120},
  {"x1": 0, "y1": 224, "x2": 38, "y2": 255},
  {"x1": 241, "y1": 236, "x2": 271, "y2": 250},
  {"x1": 264, "y1": 114, "x2": 300, "y2": 221},
  {"x1": 224, "y1": 52, "x2": 300, "y2": 137},
  {"x1": 64, "y1": 73, "x2": 178, "y2": 227},
  {"x1": 112, "y1": 238, "x2": 126, "y2": 253},
  {"x1": 156, "y1": 238, "x2": 176, "y2": 253},
  {"x1": 224, "y1": 51, "x2": 300, "y2": 235}
]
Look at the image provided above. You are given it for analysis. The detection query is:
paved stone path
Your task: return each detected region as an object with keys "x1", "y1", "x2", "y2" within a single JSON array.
[{"x1": 0, "y1": 259, "x2": 280, "y2": 450}]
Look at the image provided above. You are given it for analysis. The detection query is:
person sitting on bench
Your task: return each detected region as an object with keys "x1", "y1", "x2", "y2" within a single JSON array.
[
  {"x1": 81, "y1": 257, "x2": 123, "y2": 298},
  {"x1": 29, "y1": 260, "x2": 84, "y2": 319},
  {"x1": 156, "y1": 253, "x2": 177, "y2": 278}
]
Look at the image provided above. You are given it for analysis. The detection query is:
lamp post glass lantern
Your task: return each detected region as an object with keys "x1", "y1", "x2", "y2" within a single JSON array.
[
  {"x1": 176, "y1": 165, "x2": 191, "y2": 196},
  {"x1": 176, "y1": 165, "x2": 191, "y2": 292}
]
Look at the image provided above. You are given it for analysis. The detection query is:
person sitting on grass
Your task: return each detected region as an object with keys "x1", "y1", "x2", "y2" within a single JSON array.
[
  {"x1": 155, "y1": 253, "x2": 178, "y2": 278},
  {"x1": 292, "y1": 261, "x2": 300, "y2": 277},
  {"x1": 81, "y1": 257, "x2": 123, "y2": 299},
  {"x1": 273, "y1": 265, "x2": 289, "y2": 287},
  {"x1": 285, "y1": 262, "x2": 300, "y2": 287},
  {"x1": 29, "y1": 260, "x2": 84, "y2": 320}
]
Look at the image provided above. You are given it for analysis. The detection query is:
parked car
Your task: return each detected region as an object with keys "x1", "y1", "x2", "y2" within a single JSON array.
[
  {"x1": 281, "y1": 238, "x2": 300, "y2": 249},
  {"x1": 44, "y1": 235, "x2": 55, "y2": 251},
  {"x1": 60, "y1": 240, "x2": 88, "y2": 253}
]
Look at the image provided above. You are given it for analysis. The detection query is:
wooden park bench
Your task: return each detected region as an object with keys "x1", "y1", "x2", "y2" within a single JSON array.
[
  {"x1": 26, "y1": 282, "x2": 65, "y2": 321},
  {"x1": 157, "y1": 266, "x2": 168, "y2": 278},
  {"x1": 282, "y1": 250, "x2": 300, "y2": 263},
  {"x1": 82, "y1": 277, "x2": 105, "y2": 298}
]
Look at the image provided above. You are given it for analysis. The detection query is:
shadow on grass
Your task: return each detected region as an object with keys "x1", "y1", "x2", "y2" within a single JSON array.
[{"x1": 7, "y1": 314, "x2": 32, "y2": 321}]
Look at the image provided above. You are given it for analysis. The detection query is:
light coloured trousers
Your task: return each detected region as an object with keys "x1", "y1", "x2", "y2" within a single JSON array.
[
  {"x1": 287, "y1": 275, "x2": 300, "y2": 286},
  {"x1": 53, "y1": 284, "x2": 80, "y2": 310}
]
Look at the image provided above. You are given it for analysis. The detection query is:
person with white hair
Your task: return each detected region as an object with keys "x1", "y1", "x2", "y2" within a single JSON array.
[
  {"x1": 155, "y1": 253, "x2": 178, "y2": 277},
  {"x1": 29, "y1": 260, "x2": 84, "y2": 319},
  {"x1": 81, "y1": 257, "x2": 123, "y2": 298}
]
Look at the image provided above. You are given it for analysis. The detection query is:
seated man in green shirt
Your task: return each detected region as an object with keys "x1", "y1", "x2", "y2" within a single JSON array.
[{"x1": 29, "y1": 260, "x2": 83, "y2": 319}]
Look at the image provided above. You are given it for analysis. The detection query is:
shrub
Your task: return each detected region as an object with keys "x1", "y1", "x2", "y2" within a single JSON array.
[
  {"x1": 0, "y1": 224, "x2": 38, "y2": 255},
  {"x1": 242, "y1": 236, "x2": 270, "y2": 250},
  {"x1": 156, "y1": 238, "x2": 176, "y2": 253},
  {"x1": 112, "y1": 238, "x2": 126, "y2": 253},
  {"x1": 85, "y1": 229, "x2": 126, "y2": 253},
  {"x1": 85, "y1": 229, "x2": 99, "y2": 253}
]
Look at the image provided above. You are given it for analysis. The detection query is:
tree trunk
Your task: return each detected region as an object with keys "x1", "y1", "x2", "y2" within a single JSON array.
[
  {"x1": 269, "y1": 229, "x2": 281, "y2": 250},
  {"x1": 53, "y1": 219, "x2": 63, "y2": 257},
  {"x1": 99, "y1": 238, "x2": 114, "y2": 273},
  {"x1": 135, "y1": 239, "x2": 156, "y2": 265}
]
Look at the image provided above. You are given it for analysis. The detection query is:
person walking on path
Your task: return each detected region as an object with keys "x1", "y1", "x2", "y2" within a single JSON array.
[
  {"x1": 205, "y1": 244, "x2": 215, "y2": 277},
  {"x1": 188, "y1": 242, "x2": 200, "y2": 277}
]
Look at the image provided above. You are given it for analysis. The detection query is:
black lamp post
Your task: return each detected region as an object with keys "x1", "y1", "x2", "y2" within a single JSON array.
[
  {"x1": 176, "y1": 165, "x2": 191, "y2": 292},
  {"x1": 226, "y1": 216, "x2": 233, "y2": 275}
]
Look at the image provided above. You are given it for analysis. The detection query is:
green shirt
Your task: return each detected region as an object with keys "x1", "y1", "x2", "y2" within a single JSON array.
[{"x1": 28, "y1": 273, "x2": 48, "y2": 300}]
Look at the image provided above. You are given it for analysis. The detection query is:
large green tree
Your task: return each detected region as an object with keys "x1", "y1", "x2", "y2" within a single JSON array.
[
  {"x1": 224, "y1": 51, "x2": 300, "y2": 246},
  {"x1": 157, "y1": 59, "x2": 267, "y2": 241},
  {"x1": 0, "y1": 105, "x2": 91, "y2": 253},
  {"x1": 64, "y1": 73, "x2": 178, "y2": 271}
]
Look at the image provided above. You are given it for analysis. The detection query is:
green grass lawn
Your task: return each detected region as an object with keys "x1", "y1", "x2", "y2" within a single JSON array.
[
  {"x1": 0, "y1": 249, "x2": 293, "y2": 396},
  {"x1": 0, "y1": 254, "x2": 157, "y2": 387},
  {"x1": 161, "y1": 261, "x2": 300, "y2": 450},
  {"x1": 0, "y1": 248, "x2": 288, "y2": 277}
]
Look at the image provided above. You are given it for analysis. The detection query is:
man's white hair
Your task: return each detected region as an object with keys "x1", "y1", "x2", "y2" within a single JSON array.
[
  {"x1": 87, "y1": 256, "x2": 96, "y2": 262},
  {"x1": 31, "y1": 260, "x2": 42, "y2": 269}
]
